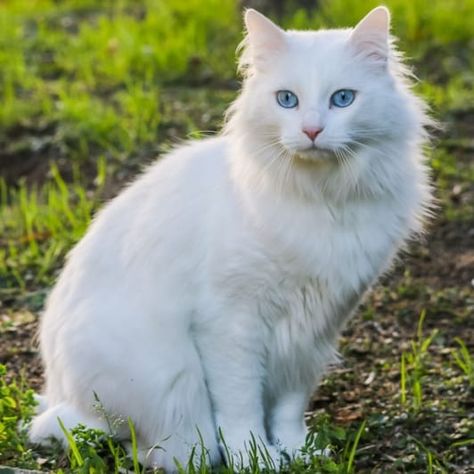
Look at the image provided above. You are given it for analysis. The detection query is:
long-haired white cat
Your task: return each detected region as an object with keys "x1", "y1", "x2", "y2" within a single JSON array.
[{"x1": 30, "y1": 6, "x2": 432, "y2": 471}]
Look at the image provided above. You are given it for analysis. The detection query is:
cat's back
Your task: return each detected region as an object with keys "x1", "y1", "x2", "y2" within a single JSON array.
[
  {"x1": 107, "y1": 134, "x2": 229, "y2": 219},
  {"x1": 45, "y1": 136, "x2": 231, "y2": 313},
  {"x1": 77, "y1": 135, "x2": 229, "y2": 257}
]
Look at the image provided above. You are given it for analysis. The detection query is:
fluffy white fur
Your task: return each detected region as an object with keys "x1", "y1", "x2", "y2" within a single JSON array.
[{"x1": 30, "y1": 7, "x2": 432, "y2": 471}]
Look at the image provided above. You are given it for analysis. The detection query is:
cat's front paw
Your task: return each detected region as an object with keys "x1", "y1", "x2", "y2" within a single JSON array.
[
  {"x1": 273, "y1": 430, "x2": 331, "y2": 463},
  {"x1": 220, "y1": 432, "x2": 282, "y2": 471},
  {"x1": 271, "y1": 425, "x2": 308, "y2": 459}
]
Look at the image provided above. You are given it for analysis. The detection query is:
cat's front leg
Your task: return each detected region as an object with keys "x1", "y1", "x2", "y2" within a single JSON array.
[
  {"x1": 268, "y1": 391, "x2": 309, "y2": 457},
  {"x1": 195, "y1": 312, "x2": 281, "y2": 470}
]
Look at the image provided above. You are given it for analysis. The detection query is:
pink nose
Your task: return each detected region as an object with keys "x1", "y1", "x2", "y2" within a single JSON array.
[{"x1": 303, "y1": 127, "x2": 323, "y2": 141}]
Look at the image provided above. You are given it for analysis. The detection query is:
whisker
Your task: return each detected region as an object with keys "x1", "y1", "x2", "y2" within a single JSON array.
[
  {"x1": 348, "y1": 140, "x2": 394, "y2": 159},
  {"x1": 334, "y1": 148, "x2": 354, "y2": 191}
]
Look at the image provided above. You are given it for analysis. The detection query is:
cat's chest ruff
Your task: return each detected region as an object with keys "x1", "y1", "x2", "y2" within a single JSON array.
[
  {"x1": 255, "y1": 201, "x2": 396, "y2": 366},
  {"x1": 255, "y1": 197, "x2": 397, "y2": 291}
]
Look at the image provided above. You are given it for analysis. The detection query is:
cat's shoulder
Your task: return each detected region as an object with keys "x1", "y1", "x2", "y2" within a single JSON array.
[{"x1": 138, "y1": 135, "x2": 230, "y2": 183}]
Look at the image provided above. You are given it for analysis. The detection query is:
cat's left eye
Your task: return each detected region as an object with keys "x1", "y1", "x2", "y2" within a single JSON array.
[
  {"x1": 276, "y1": 90, "x2": 299, "y2": 109},
  {"x1": 330, "y1": 89, "x2": 356, "y2": 108}
]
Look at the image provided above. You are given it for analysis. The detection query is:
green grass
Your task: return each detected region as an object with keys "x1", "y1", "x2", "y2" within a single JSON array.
[
  {"x1": 400, "y1": 310, "x2": 439, "y2": 410},
  {"x1": 0, "y1": 0, "x2": 238, "y2": 162},
  {"x1": 452, "y1": 338, "x2": 474, "y2": 388},
  {"x1": 0, "y1": 365, "x2": 37, "y2": 468},
  {"x1": 0, "y1": 159, "x2": 106, "y2": 291},
  {"x1": 0, "y1": 371, "x2": 372, "y2": 473},
  {"x1": 0, "y1": 0, "x2": 473, "y2": 472}
]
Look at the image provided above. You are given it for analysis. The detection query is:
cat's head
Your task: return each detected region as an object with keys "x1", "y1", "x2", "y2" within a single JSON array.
[{"x1": 226, "y1": 7, "x2": 429, "y2": 200}]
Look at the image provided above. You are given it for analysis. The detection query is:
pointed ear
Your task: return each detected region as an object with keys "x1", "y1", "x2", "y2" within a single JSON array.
[
  {"x1": 244, "y1": 9, "x2": 286, "y2": 68},
  {"x1": 350, "y1": 6, "x2": 390, "y2": 64}
]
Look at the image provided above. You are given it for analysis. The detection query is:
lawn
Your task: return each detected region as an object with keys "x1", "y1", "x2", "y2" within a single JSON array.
[{"x1": 0, "y1": 0, "x2": 473, "y2": 472}]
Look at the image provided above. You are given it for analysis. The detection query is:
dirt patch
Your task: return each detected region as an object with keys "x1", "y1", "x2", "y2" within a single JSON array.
[{"x1": 0, "y1": 312, "x2": 43, "y2": 389}]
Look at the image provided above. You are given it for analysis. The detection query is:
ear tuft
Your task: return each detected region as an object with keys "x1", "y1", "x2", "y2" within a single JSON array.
[{"x1": 350, "y1": 6, "x2": 390, "y2": 63}]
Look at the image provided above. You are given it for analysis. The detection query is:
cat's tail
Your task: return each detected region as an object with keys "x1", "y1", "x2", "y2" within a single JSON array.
[{"x1": 28, "y1": 398, "x2": 109, "y2": 446}]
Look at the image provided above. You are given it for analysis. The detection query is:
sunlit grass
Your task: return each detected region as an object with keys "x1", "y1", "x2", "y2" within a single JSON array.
[
  {"x1": 286, "y1": 0, "x2": 474, "y2": 46},
  {"x1": 0, "y1": 0, "x2": 238, "y2": 135},
  {"x1": 0, "y1": 160, "x2": 106, "y2": 290}
]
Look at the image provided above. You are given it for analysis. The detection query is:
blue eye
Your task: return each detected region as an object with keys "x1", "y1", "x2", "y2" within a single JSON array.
[
  {"x1": 276, "y1": 90, "x2": 298, "y2": 108},
  {"x1": 330, "y1": 89, "x2": 356, "y2": 108}
]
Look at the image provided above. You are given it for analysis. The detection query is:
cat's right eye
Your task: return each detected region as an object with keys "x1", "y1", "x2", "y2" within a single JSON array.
[
  {"x1": 330, "y1": 89, "x2": 356, "y2": 108},
  {"x1": 276, "y1": 90, "x2": 298, "y2": 109}
]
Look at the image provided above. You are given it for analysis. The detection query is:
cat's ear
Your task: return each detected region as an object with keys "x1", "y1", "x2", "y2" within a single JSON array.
[
  {"x1": 244, "y1": 9, "x2": 286, "y2": 69},
  {"x1": 350, "y1": 6, "x2": 390, "y2": 64}
]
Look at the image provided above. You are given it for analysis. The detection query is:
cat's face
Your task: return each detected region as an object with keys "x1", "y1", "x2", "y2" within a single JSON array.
[{"x1": 236, "y1": 7, "x2": 414, "y2": 163}]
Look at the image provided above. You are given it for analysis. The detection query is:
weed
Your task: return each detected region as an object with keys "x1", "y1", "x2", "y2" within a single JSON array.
[
  {"x1": 57, "y1": 418, "x2": 145, "y2": 474},
  {"x1": 0, "y1": 364, "x2": 37, "y2": 468},
  {"x1": 452, "y1": 338, "x2": 474, "y2": 387},
  {"x1": 400, "y1": 310, "x2": 438, "y2": 410}
]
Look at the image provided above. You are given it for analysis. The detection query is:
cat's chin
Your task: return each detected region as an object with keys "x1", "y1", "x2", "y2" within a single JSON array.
[{"x1": 291, "y1": 147, "x2": 335, "y2": 163}]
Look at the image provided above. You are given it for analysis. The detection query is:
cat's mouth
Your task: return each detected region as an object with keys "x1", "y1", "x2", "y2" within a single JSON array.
[{"x1": 291, "y1": 145, "x2": 335, "y2": 162}]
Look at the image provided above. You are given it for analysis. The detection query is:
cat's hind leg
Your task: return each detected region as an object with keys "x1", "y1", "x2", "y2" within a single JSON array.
[
  {"x1": 195, "y1": 310, "x2": 282, "y2": 470},
  {"x1": 129, "y1": 346, "x2": 221, "y2": 471}
]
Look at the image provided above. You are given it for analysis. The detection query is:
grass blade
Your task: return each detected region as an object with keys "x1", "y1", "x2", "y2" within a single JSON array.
[
  {"x1": 128, "y1": 417, "x2": 141, "y2": 474},
  {"x1": 346, "y1": 420, "x2": 366, "y2": 474},
  {"x1": 57, "y1": 417, "x2": 84, "y2": 467}
]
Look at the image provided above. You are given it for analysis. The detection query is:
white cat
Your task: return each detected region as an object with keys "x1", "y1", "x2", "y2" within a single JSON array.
[{"x1": 29, "y1": 6, "x2": 432, "y2": 471}]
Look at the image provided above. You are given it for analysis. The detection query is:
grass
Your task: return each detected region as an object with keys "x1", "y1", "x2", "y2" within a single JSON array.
[
  {"x1": 400, "y1": 310, "x2": 439, "y2": 410},
  {"x1": 0, "y1": 365, "x2": 37, "y2": 468},
  {"x1": 452, "y1": 338, "x2": 474, "y2": 388},
  {"x1": 0, "y1": 0, "x2": 473, "y2": 472},
  {"x1": 0, "y1": 374, "x2": 371, "y2": 473},
  {"x1": 0, "y1": 159, "x2": 106, "y2": 290}
]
